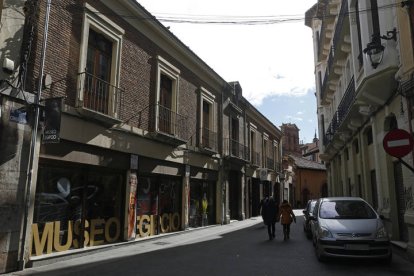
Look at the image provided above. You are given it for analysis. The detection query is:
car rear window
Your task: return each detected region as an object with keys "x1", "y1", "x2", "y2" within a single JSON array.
[{"x1": 319, "y1": 200, "x2": 377, "y2": 219}]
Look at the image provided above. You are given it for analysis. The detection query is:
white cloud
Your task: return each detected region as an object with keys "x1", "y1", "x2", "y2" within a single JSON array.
[
  {"x1": 138, "y1": 0, "x2": 317, "y2": 106},
  {"x1": 285, "y1": 115, "x2": 303, "y2": 122}
]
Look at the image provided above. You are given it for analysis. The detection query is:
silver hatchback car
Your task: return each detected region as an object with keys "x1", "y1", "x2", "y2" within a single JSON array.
[{"x1": 310, "y1": 197, "x2": 392, "y2": 262}]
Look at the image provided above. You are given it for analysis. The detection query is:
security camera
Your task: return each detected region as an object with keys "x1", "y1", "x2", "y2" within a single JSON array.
[{"x1": 2, "y1": 58, "x2": 14, "y2": 74}]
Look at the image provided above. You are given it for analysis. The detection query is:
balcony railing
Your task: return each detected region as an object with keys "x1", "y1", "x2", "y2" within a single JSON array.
[
  {"x1": 152, "y1": 104, "x2": 189, "y2": 141},
  {"x1": 79, "y1": 72, "x2": 123, "y2": 117},
  {"x1": 317, "y1": 0, "x2": 329, "y2": 62},
  {"x1": 320, "y1": 0, "x2": 348, "y2": 102},
  {"x1": 274, "y1": 162, "x2": 282, "y2": 173},
  {"x1": 324, "y1": 76, "x2": 356, "y2": 146},
  {"x1": 223, "y1": 138, "x2": 247, "y2": 160},
  {"x1": 201, "y1": 127, "x2": 218, "y2": 152},
  {"x1": 266, "y1": 157, "x2": 274, "y2": 170},
  {"x1": 251, "y1": 150, "x2": 260, "y2": 166}
]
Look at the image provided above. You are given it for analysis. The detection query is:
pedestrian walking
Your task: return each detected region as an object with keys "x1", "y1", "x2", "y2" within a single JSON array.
[
  {"x1": 278, "y1": 199, "x2": 296, "y2": 241},
  {"x1": 258, "y1": 196, "x2": 268, "y2": 225},
  {"x1": 262, "y1": 195, "x2": 279, "y2": 240}
]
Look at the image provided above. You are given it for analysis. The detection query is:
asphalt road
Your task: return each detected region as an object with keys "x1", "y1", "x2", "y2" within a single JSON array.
[{"x1": 10, "y1": 213, "x2": 414, "y2": 276}]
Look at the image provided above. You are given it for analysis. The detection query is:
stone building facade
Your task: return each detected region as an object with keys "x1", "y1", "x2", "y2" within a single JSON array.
[{"x1": 306, "y1": 0, "x2": 414, "y2": 261}]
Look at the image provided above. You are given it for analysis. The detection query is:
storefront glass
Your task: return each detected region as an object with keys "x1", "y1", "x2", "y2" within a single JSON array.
[
  {"x1": 189, "y1": 181, "x2": 216, "y2": 227},
  {"x1": 31, "y1": 163, "x2": 124, "y2": 256},
  {"x1": 135, "y1": 176, "x2": 182, "y2": 237}
]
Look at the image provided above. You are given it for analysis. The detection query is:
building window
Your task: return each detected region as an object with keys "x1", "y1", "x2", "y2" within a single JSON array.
[
  {"x1": 365, "y1": 127, "x2": 373, "y2": 145},
  {"x1": 250, "y1": 128, "x2": 257, "y2": 165},
  {"x1": 353, "y1": 139, "x2": 359, "y2": 154},
  {"x1": 200, "y1": 87, "x2": 216, "y2": 150},
  {"x1": 78, "y1": 3, "x2": 124, "y2": 117},
  {"x1": 370, "y1": 170, "x2": 378, "y2": 210},
  {"x1": 263, "y1": 137, "x2": 267, "y2": 166},
  {"x1": 357, "y1": 174, "x2": 362, "y2": 197},
  {"x1": 231, "y1": 117, "x2": 239, "y2": 157},
  {"x1": 273, "y1": 141, "x2": 279, "y2": 171},
  {"x1": 355, "y1": 0, "x2": 363, "y2": 68},
  {"x1": 370, "y1": 0, "x2": 380, "y2": 39},
  {"x1": 156, "y1": 56, "x2": 180, "y2": 135}
]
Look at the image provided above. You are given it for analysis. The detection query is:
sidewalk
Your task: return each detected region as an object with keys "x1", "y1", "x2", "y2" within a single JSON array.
[
  {"x1": 9, "y1": 216, "x2": 265, "y2": 275},
  {"x1": 10, "y1": 211, "x2": 305, "y2": 275}
]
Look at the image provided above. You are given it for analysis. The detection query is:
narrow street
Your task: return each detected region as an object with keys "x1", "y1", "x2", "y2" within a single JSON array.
[{"x1": 11, "y1": 212, "x2": 414, "y2": 276}]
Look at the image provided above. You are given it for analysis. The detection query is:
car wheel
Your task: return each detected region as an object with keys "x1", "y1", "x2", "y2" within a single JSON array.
[{"x1": 315, "y1": 240, "x2": 326, "y2": 262}]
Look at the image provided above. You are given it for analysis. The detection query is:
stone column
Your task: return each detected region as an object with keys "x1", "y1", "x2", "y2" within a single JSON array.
[{"x1": 181, "y1": 165, "x2": 190, "y2": 230}]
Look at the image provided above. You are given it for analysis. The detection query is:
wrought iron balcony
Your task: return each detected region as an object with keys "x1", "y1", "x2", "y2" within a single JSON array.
[
  {"x1": 250, "y1": 150, "x2": 261, "y2": 167},
  {"x1": 319, "y1": 0, "x2": 349, "y2": 103},
  {"x1": 274, "y1": 162, "x2": 282, "y2": 173},
  {"x1": 323, "y1": 76, "x2": 356, "y2": 146},
  {"x1": 149, "y1": 104, "x2": 189, "y2": 144},
  {"x1": 79, "y1": 72, "x2": 123, "y2": 118},
  {"x1": 223, "y1": 138, "x2": 248, "y2": 160},
  {"x1": 266, "y1": 157, "x2": 274, "y2": 170},
  {"x1": 201, "y1": 127, "x2": 218, "y2": 152}
]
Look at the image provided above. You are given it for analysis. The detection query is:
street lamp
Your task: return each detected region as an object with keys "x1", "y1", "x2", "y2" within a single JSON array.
[{"x1": 363, "y1": 28, "x2": 397, "y2": 69}]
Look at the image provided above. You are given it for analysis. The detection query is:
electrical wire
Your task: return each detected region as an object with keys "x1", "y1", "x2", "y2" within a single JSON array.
[{"x1": 41, "y1": 1, "x2": 408, "y2": 26}]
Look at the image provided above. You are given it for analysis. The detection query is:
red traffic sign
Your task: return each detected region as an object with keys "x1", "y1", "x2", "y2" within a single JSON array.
[{"x1": 383, "y1": 128, "x2": 414, "y2": 158}]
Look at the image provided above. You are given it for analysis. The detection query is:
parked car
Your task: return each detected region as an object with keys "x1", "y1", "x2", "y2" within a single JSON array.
[
  {"x1": 302, "y1": 199, "x2": 317, "y2": 239},
  {"x1": 310, "y1": 197, "x2": 392, "y2": 262}
]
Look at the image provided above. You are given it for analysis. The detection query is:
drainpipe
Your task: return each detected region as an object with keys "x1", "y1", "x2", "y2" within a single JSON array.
[{"x1": 20, "y1": 0, "x2": 51, "y2": 269}]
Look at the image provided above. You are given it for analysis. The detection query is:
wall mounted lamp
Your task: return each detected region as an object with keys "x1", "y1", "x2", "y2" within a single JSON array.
[{"x1": 363, "y1": 28, "x2": 397, "y2": 69}]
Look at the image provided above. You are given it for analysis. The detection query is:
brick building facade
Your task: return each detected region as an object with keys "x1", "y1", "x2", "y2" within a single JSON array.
[{"x1": 0, "y1": 0, "x2": 283, "y2": 272}]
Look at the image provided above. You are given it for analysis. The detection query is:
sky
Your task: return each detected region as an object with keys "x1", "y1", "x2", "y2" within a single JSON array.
[{"x1": 137, "y1": 0, "x2": 318, "y2": 143}]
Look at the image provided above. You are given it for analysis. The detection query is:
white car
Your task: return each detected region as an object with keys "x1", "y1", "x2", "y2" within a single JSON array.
[{"x1": 310, "y1": 197, "x2": 392, "y2": 262}]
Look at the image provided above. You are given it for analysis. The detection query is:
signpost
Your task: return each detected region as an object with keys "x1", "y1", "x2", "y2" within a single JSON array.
[{"x1": 383, "y1": 128, "x2": 414, "y2": 172}]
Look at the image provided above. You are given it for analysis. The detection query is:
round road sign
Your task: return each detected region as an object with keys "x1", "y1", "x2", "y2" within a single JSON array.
[{"x1": 383, "y1": 128, "x2": 414, "y2": 158}]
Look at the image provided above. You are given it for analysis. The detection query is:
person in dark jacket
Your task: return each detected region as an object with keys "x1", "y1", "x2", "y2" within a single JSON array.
[
  {"x1": 278, "y1": 199, "x2": 296, "y2": 241},
  {"x1": 262, "y1": 196, "x2": 279, "y2": 240},
  {"x1": 258, "y1": 196, "x2": 268, "y2": 225}
]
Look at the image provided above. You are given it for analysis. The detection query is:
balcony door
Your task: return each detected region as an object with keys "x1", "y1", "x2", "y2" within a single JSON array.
[
  {"x1": 231, "y1": 118, "x2": 239, "y2": 156},
  {"x1": 159, "y1": 74, "x2": 174, "y2": 134},
  {"x1": 202, "y1": 101, "x2": 211, "y2": 147},
  {"x1": 85, "y1": 29, "x2": 112, "y2": 114}
]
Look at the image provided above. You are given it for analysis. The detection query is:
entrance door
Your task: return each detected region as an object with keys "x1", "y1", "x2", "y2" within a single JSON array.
[
  {"x1": 228, "y1": 171, "x2": 240, "y2": 220},
  {"x1": 252, "y1": 178, "x2": 260, "y2": 216}
]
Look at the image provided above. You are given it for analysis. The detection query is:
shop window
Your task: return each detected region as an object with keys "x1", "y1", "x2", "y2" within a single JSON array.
[
  {"x1": 78, "y1": 3, "x2": 124, "y2": 117},
  {"x1": 32, "y1": 164, "x2": 124, "y2": 256},
  {"x1": 189, "y1": 181, "x2": 216, "y2": 228},
  {"x1": 135, "y1": 176, "x2": 182, "y2": 237}
]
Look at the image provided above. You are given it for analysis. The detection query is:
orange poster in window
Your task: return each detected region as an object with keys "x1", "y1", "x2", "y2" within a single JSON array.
[{"x1": 127, "y1": 173, "x2": 137, "y2": 239}]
